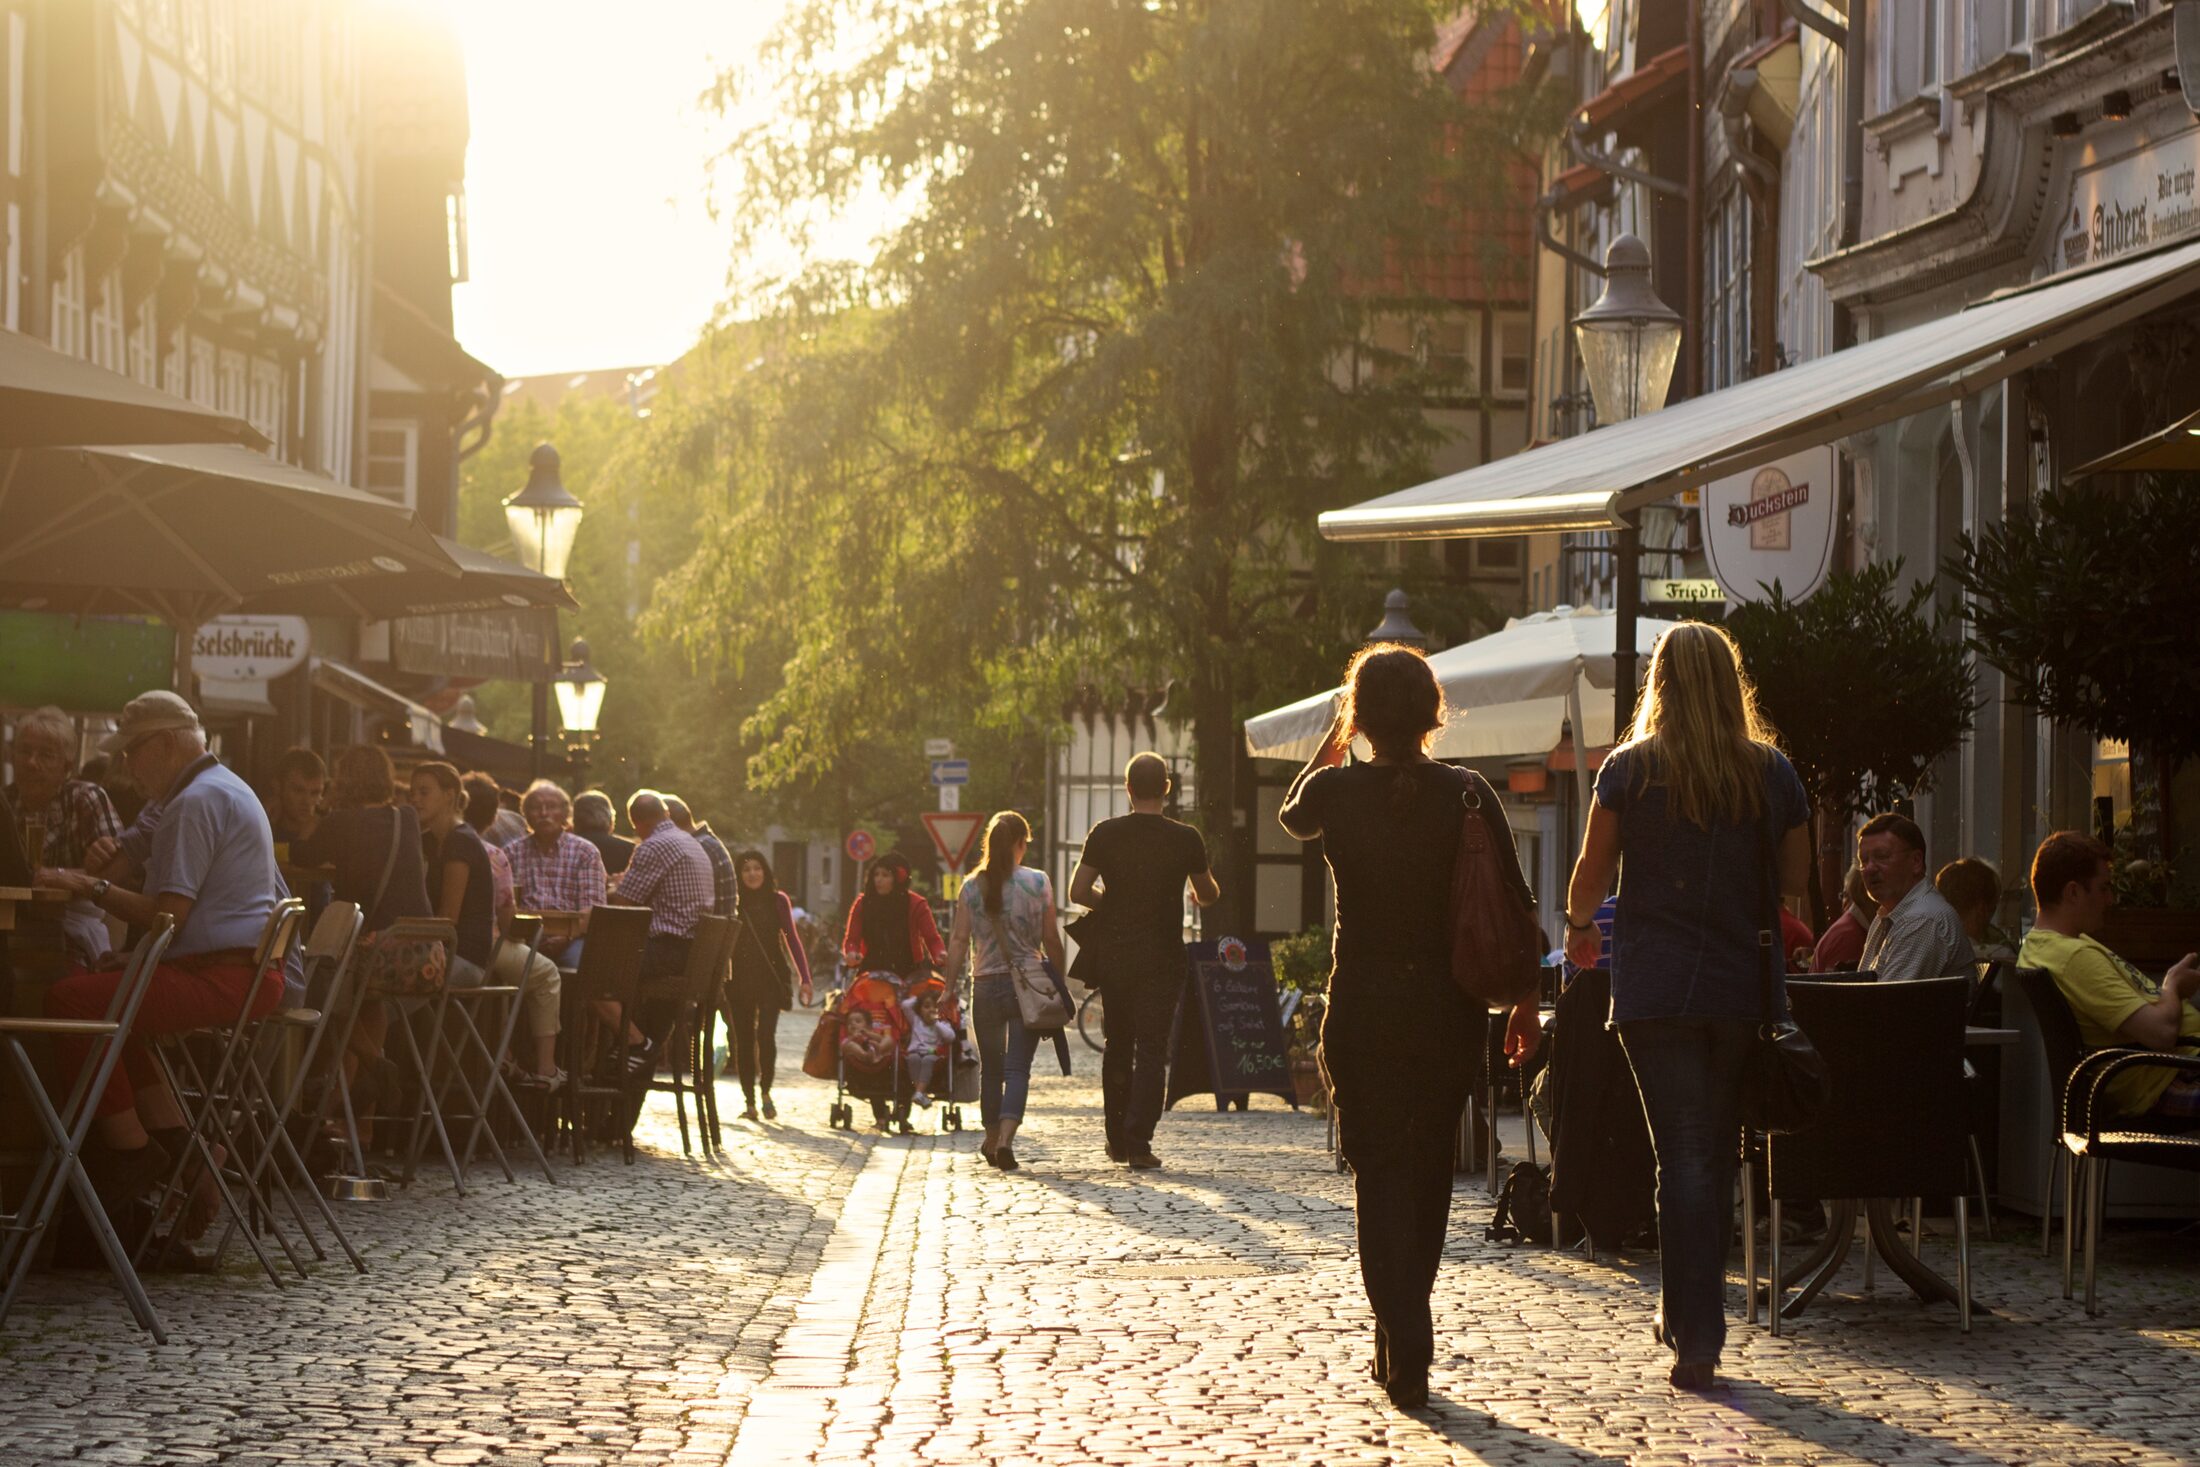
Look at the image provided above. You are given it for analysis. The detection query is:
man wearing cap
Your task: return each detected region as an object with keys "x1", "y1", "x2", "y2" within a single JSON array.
[{"x1": 37, "y1": 691, "x2": 286, "y2": 1224}]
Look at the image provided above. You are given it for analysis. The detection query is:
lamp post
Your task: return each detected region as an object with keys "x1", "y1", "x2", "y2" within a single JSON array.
[
  {"x1": 1364, "y1": 588, "x2": 1427, "y2": 650},
  {"x1": 554, "y1": 637, "x2": 607, "y2": 786},
  {"x1": 503, "y1": 443, "x2": 585, "y2": 779},
  {"x1": 1572, "y1": 233, "x2": 1681, "y2": 736}
]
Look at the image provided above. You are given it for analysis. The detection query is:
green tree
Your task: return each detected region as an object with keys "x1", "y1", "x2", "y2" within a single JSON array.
[
  {"x1": 1726, "y1": 562, "x2": 1976, "y2": 923},
  {"x1": 648, "y1": 0, "x2": 1544, "y2": 928}
]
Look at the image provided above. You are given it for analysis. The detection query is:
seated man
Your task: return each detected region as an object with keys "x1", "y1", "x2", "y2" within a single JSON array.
[
  {"x1": 2020, "y1": 830, "x2": 2200, "y2": 1123},
  {"x1": 1935, "y1": 856, "x2": 2018, "y2": 964},
  {"x1": 1856, "y1": 812, "x2": 1976, "y2": 982},
  {"x1": 572, "y1": 789, "x2": 636, "y2": 877},
  {"x1": 5, "y1": 704, "x2": 124, "y2": 963},
  {"x1": 38, "y1": 692, "x2": 286, "y2": 1227},
  {"x1": 604, "y1": 789, "x2": 715, "y2": 1073},
  {"x1": 461, "y1": 772, "x2": 564, "y2": 1089},
  {"x1": 502, "y1": 779, "x2": 608, "y2": 970}
]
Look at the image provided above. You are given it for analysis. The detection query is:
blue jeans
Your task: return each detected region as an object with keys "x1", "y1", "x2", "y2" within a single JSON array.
[
  {"x1": 972, "y1": 974, "x2": 1039, "y2": 1128},
  {"x1": 1616, "y1": 1016, "x2": 1756, "y2": 1368}
]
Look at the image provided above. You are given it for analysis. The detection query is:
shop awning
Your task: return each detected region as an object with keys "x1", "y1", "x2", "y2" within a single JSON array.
[
  {"x1": 0, "y1": 330, "x2": 269, "y2": 450},
  {"x1": 1319, "y1": 238, "x2": 2200, "y2": 542},
  {"x1": 311, "y1": 657, "x2": 445, "y2": 754},
  {"x1": 2064, "y1": 405, "x2": 2200, "y2": 478}
]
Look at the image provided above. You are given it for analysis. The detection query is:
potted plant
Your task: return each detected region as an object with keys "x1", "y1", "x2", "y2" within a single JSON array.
[
  {"x1": 1270, "y1": 926, "x2": 1332, "y2": 1111},
  {"x1": 1950, "y1": 474, "x2": 2200, "y2": 965}
]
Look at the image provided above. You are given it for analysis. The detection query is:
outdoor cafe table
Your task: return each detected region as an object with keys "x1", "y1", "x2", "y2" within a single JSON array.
[
  {"x1": 1768, "y1": 1025, "x2": 2020, "y2": 1321},
  {"x1": 0, "y1": 885, "x2": 68, "y2": 934}
]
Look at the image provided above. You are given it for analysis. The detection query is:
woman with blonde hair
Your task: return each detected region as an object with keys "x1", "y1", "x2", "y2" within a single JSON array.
[
  {"x1": 942, "y1": 810, "x2": 1066, "y2": 1171},
  {"x1": 1280, "y1": 644, "x2": 1542, "y2": 1410},
  {"x1": 1563, "y1": 621, "x2": 1810, "y2": 1391}
]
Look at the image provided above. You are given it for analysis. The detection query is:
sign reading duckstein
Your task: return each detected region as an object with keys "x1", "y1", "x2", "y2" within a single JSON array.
[
  {"x1": 1700, "y1": 445, "x2": 1838, "y2": 605},
  {"x1": 1166, "y1": 936, "x2": 1295, "y2": 1110}
]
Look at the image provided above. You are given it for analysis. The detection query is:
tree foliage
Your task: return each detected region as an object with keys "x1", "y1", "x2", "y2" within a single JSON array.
[
  {"x1": 639, "y1": 0, "x2": 1550, "y2": 925},
  {"x1": 1947, "y1": 475, "x2": 2200, "y2": 766},
  {"x1": 1726, "y1": 561, "x2": 1976, "y2": 825}
]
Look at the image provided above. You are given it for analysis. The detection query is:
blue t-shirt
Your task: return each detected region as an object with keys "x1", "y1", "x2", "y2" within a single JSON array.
[
  {"x1": 143, "y1": 759, "x2": 282, "y2": 960},
  {"x1": 1594, "y1": 741, "x2": 1809, "y2": 1025}
]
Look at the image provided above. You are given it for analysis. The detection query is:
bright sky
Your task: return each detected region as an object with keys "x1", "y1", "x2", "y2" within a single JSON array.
[{"x1": 439, "y1": 0, "x2": 792, "y2": 377}]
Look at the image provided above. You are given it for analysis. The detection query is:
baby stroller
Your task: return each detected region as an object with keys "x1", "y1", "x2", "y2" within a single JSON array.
[
  {"x1": 825, "y1": 970, "x2": 911, "y2": 1131},
  {"x1": 899, "y1": 971, "x2": 969, "y2": 1134}
]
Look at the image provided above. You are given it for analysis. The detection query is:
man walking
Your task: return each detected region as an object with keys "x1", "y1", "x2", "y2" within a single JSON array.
[{"x1": 1070, "y1": 753, "x2": 1219, "y2": 1170}]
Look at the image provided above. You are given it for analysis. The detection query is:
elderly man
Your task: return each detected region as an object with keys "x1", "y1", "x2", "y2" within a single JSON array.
[
  {"x1": 1855, "y1": 812, "x2": 1975, "y2": 982},
  {"x1": 2021, "y1": 830, "x2": 2200, "y2": 1121},
  {"x1": 38, "y1": 691, "x2": 285, "y2": 1225},
  {"x1": 663, "y1": 795, "x2": 736, "y2": 917},
  {"x1": 604, "y1": 788, "x2": 715, "y2": 1073},
  {"x1": 5, "y1": 705, "x2": 123, "y2": 961},
  {"x1": 572, "y1": 789, "x2": 635, "y2": 877},
  {"x1": 503, "y1": 779, "x2": 608, "y2": 970}
]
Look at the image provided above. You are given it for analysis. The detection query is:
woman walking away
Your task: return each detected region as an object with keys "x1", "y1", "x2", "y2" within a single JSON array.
[
  {"x1": 728, "y1": 850, "x2": 813, "y2": 1121},
  {"x1": 1563, "y1": 622, "x2": 1809, "y2": 1392},
  {"x1": 1280, "y1": 645, "x2": 1543, "y2": 1411},
  {"x1": 943, "y1": 812, "x2": 1065, "y2": 1172}
]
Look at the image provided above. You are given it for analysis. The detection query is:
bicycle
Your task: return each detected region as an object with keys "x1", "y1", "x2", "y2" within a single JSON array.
[{"x1": 1076, "y1": 986, "x2": 1105, "y2": 1053}]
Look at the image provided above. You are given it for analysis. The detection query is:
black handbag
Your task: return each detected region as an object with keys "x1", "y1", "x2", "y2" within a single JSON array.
[{"x1": 1738, "y1": 783, "x2": 1831, "y2": 1134}]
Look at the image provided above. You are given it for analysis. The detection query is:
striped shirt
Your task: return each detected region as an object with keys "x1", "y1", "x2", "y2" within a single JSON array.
[
  {"x1": 7, "y1": 778, "x2": 123, "y2": 872},
  {"x1": 1860, "y1": 879, "x2": 1976, "y2": 984},
  {"x1": 613, "y1": 822, "x2": 715, "y2": 939},
  {"x1": 694, "y1": 828, "x2": 738, "y2": 917}
]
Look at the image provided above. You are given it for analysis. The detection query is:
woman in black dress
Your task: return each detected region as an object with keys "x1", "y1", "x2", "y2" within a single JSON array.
[
  {"x1": 1281, "y1": 644, "x2": 1542, "y2": 1410},
  {"x1": 726, "y1": 850, "x2": 814, "y2": 1122}
]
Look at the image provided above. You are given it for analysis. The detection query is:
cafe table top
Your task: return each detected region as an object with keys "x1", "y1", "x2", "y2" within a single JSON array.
[{"x1": 0, "y1": 885, "x2": 68, "y2": 932}]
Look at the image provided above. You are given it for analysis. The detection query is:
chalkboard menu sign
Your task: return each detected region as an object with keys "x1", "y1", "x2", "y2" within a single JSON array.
[{"x1": 1165, "y1": 936, "x2": 1294, "y2": 1109}]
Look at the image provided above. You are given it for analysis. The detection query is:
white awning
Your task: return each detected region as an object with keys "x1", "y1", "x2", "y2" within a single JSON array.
[
  {"x1": 311, "y1": 658, "x2": 445, "y2": 754},
  {"x1": 1319, "y1": 239, "x2": 2200, "y2": 541}
]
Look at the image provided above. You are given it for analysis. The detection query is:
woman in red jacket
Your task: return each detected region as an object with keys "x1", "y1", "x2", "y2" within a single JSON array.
[{"x1": 840, "y1": 852, "x2": 946, "y2": 1129}]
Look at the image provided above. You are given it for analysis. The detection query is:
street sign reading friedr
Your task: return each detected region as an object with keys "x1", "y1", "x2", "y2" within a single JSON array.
[
  {"x1": 1645, "y1": 579, "x2": 1724, "y2": 604},
  {"x1": 928, "y1": 760, "x2": 970, "y2": 786}
]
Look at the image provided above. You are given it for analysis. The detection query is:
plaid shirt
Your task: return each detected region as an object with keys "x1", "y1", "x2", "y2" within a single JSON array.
[
  {"x1": 501, "y1": 830, "x2": 608, "y2": 914},
  {"x1": 694, "y1": 828, "x2": 737, "y2": 917},
  {"x1": 613, "y1": 822, "x2": 715, "y2": 938},
  {"x1": 6, "y1": 778, "x2": 123, "y2": 871}
]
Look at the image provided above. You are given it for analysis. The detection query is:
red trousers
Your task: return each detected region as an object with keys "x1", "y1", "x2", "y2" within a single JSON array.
[{"x1": 48, "y1": 957, "x2": 280, "y2": 1118}]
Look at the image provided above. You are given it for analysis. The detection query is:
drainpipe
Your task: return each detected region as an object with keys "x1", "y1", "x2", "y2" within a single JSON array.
[
  {"x1": 1533, "y1": 185, "x2": 1609, "y2": 277},
  {"x1": 1566, "y1": 119, "x2": 1686, "y2": 198},
  {"x1": 1684, "y1": 1, "x2": 1702, "y2": 400}
]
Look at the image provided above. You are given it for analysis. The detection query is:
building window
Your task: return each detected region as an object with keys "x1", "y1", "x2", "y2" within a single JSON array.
[
  {"x1": 363, "y1": 420, "x2": 418, "y2": 506},
  {"x1": 447, "y1": 187, "x2": 470, "y2": 284},
  {"x1": 1424, "y1": 311, "x2": 1482, "y2": 398},
  {"x1": 88, "y1": 269, "x2": 127, "y2": 373},
  {"x1": 165, "y1": 325, "x2": 189, "y2": 399},
  {"x1": 1494, "y1": 311, "x2": 1530, "y2": 401},
  {"x1": 216, "y1": 347, "x2": 247, "y2": 416},
  {"x1": 1703, "y1": 191, "x2": 1752, "y2": 392},
  {"x1": 1357, "y1": 315, "x2": 1415, "y2": 387},
  {"x1": 1965, "y1": 1, "x2": 2027, "y2": 72},
  {"x1": 1883, "y1": 0, "x2": 1945, "y2": 111},
  {"x1": 127, "y1": 296, "x2": 161, "y2": 386},
  {"x1": 188, "y1": 337, "x2": 218, "y2": 406},
  {"x1": 248, "y1": 358, "x2": 284, "y2": 451},
  {"x1": 48, "y1": 246, "x2": 86, "y2": 358}
]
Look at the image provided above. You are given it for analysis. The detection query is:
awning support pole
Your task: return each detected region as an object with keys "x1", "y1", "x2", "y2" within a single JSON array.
[
  {"x1": 1565, "y1": 680, "x2": 1593, "y2": 842},
  {"x1": 1614, "y1": 514, "x2": 1642, "y2": 739}
]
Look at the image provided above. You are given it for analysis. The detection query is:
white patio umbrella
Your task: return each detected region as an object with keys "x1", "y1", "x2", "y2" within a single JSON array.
[{"x1": 1243, "y1": 606, "x2": 1685, "y2": 814}]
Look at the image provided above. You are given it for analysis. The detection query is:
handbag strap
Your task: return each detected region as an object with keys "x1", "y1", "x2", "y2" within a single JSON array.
[
  {"x1": 365, "y1": 806, "x2": 402, "y2": 925},
  {"x1": 1460, "y1": 768, "x2": 1536, "y2": 911}
]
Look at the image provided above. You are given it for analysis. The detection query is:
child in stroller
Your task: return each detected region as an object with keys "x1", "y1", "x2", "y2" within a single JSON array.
[
  {"x1": 833, "y1": 970, "x2": 911, "y2": 1130},
  {"x1": 903, "y1": 988, "x2": 956, "y2": 1107}
]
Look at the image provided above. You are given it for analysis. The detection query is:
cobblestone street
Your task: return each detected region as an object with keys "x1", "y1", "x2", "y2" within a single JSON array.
[{"x1": 5, "y1": 1010, "x2": 2200, "y2": 1465}]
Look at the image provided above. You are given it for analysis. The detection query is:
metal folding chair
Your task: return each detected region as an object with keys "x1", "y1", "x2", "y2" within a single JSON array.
[
  {"x1": 212, "y1": 901, "x2": 368, "y2": 1274},
  {"x1": 0, "y1": 918, "x2": 176, "y2": 1342},
  {"x1": 140, "y1": 898, "x2": 308, "y2": 1284},
  {"x1": 370, "y1": 918, "x2": 467, "y2": 1194},
  {"x1": 447, "y1": 914, "x2": 559, "y2": 1184}
]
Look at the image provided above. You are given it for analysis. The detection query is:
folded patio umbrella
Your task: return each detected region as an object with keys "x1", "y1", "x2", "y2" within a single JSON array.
[
  {"x1": 0, "y1": 333, "x2": 269, "y2": 450},
  {"x1": 0, "y1": 442, "x2": 464, "y2": 627},
  {"x1": 226, "y1": 534, "x2": 578, "y2": 620}
]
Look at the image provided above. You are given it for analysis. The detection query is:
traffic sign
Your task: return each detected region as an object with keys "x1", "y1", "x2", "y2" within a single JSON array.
[
  {"x1": 923, "y1": 737, "x2": 955, "y2": 758},
  {"x1": 845, "y1": 828, "x2": 877, "y2": 863},
  {"x1": 921, "y1": 811, "x2": 985, "y2": 874},
  {"x1": 928, "y1": 759, "x2": 970, "y2": 786}
]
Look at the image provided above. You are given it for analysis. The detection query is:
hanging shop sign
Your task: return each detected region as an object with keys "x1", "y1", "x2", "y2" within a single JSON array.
[
  {"x1": 191, "y1": 615, "x2": 309, "y2": 716},
  {"x1": 2050, "y1": 119, "x2": 2200, "y2": 276},
  {"x1": 389, "y1": 609, "x2": 559, "y2": 682},
  {"x1": 1700, "y1": 445, "x2": 1837, "y2": 604}
]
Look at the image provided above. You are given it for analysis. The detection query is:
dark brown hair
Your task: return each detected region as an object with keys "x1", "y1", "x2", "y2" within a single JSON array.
[
  {"x1": 2030, "y1": 830, "x2": 2111, "y2": 909},
  {"x1": 1125, "y1": 752, "x2": 1169, "y2": 801},
  {"x1": 460, "y1": 771, "x2": 502, "y2": 832},
  {"x1": 1339, "y1": 644, "x2": 1446, "y2": 753},
  {"x1": 330, "y1": 745, "x2": 396, "y2": 809},
  {"x1": 411, "y1": 761, "x2": 462, "y2": 799},
  {"x1": 1933, "y1": 858, "x2": 2001, "y2": 915},
  {"x1": 274, "y1": 746, "x2": 326, "y2": 784},
  {"x1": 1857, "y1": 811, "x2": 1925, "y2": 856}
]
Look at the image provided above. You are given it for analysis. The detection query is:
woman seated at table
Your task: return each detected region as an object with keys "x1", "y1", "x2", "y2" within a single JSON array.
[
  {"x1": 461, "y1": 771, "x2": 564, "y2": 1089},
  {"x1": 291, "y1": 746, "x2": 432, "y2": 1145}
]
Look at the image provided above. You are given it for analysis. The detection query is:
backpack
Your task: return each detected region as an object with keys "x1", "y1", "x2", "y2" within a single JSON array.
[{"x1": 1485, "y1": 1161, "x2": 1553, "y2": 1246}]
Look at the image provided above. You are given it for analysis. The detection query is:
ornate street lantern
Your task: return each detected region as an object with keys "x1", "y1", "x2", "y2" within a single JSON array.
[
  {"x1": 1572, "y1": 234, "x2": 1682, "y2": 425},
  {"x1": 503, "y1": 443, "x2": 584, "y2": 581}
]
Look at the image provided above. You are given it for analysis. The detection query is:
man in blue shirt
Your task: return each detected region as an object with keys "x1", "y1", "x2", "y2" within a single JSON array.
[{"x1": 40, "y1": 691, "x2": 287, "y2": 1229}]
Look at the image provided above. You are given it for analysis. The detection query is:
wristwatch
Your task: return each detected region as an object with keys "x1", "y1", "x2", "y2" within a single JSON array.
[{"x1": 91, "y1": 878, "x2": 112, "y2": 903}]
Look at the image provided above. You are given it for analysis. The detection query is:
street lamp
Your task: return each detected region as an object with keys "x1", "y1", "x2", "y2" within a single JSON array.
[
  {"x1": 503, "y1": 443, "x2": 585, "y2": 580},
  {"x1": 1365, "y1": 588, "x2": 1427, "y2": 650},
  {"x1": 1571, "y1": 233, "x2": 1681, "y2": 738},
  {"x1": 554, "y1": 637, "x2": 607, "y2": 784},
  {"x1": 504, "y1": 443, "x2": 585, "y2": 780}
]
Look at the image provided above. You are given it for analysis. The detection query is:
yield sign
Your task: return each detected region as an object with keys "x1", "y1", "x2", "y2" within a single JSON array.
[{"x1": 921, "y1": 811, "x2": 986, "y2": 874}]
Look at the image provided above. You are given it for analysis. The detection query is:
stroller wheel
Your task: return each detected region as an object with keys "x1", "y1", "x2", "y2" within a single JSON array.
[{"x1": 942, "y1": 1107, "x2": 961, "y2": 1133}]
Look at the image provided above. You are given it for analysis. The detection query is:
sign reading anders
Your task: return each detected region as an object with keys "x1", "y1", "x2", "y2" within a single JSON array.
[
  {"x1": 1700, "y1": 445, "x2": 1838, "y2": 605},
  {"x1": 2051, "y1": 119, "x2": 2200, "y2": 276}
]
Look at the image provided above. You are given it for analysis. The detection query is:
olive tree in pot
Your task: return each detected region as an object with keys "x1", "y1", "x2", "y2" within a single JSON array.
[
  {"x1": 1948, "y1": 473, "x2": 2200, "y2": 962},
  {"x1": 1725, "y1": 560, "x2": 1976, "y2": 928}
]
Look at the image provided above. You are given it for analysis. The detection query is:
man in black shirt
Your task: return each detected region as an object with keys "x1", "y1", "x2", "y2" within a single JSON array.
[{"x1": 1070, "y1": 753, "x2": 1219, "y2": 1170}]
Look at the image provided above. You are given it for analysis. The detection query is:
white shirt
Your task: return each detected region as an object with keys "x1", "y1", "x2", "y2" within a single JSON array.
[{"x1": 1860, "y1": 879, "x2": 1976, "y2": 984}]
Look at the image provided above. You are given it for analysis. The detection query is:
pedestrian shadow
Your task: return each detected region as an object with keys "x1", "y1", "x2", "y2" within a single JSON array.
[{"x1": 1417, "y1": 1391, "x2": 1627, "y2": 1464}]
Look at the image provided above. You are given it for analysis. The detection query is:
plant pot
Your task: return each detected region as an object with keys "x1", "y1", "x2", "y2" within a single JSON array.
[
  {"x1": 2100, "y1": 907, "x2": 2200, "y2": 971},
  {"x1": 1290, "y1": 1055, "x2": 1328, "y2": 1112}
]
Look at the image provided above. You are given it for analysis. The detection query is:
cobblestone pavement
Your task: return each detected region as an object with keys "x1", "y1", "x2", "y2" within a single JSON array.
[{"x1": 5, "y1": 1009, "x2": 2200, "y2": 1465}]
